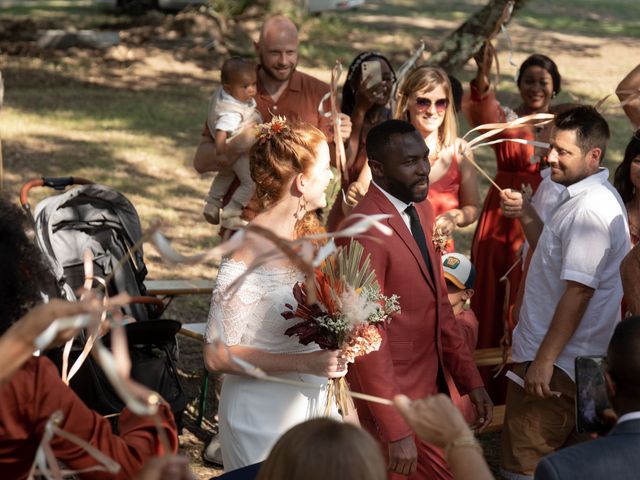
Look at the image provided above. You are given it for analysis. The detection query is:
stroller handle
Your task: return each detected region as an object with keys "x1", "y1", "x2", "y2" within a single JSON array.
[
  {"x1": 129, "y1": 295, "x2": 166, "y2": 310},
  {"x1": 20, "y1": 177, "x2": 93, "y2": 213}
]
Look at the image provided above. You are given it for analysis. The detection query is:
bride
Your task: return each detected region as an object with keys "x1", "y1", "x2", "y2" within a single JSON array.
[{"x1": 203, "y1": 117, "x2": 348, "y2": 471}]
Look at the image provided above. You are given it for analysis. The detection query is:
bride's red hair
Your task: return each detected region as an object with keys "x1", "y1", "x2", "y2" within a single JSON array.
[{"x1": 250, "y1": 119, "x2": 327, "y2": 239}]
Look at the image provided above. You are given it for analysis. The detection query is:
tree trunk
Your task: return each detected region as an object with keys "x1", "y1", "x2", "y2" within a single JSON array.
[{"x1": 425, "y1": 0, "x2": 530, "y2": 72}]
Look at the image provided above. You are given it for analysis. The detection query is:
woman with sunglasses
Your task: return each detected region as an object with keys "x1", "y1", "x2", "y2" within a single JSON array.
[
  {"x1": 394, "y1": 65, "x2": 480, "y2": 248},
  {"x1": 463, "y1": 45, "x2": 563, "y2": 395},
  {"x1": 326, "y1": 51, "x2": 395, "y2": 231}
]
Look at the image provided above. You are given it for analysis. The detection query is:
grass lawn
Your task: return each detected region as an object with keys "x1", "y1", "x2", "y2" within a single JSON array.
[{"x1": 1, "y1": 0, "x2": 638, "y2": 477}]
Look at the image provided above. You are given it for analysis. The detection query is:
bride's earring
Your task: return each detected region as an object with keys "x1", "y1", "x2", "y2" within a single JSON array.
[{"x1": 295, "y1": 195, "x2": 308, "y2": 221}]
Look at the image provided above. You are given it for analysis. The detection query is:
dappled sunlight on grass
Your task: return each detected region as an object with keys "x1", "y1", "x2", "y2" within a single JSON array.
[
  {"x1": 518, "y1": 0, "x2": 640, "y2": 38},
  {"x1": 1, "y1": 94, "x2": 216, "y2": 281},
  {"x1": 1, "y1": 0, "x2": 636, "y2": 272}
]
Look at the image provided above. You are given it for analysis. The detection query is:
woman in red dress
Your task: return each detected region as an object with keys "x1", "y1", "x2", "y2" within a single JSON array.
[
  {"x1": 326, "y1": 52, "x2": 395, "y2": 231},
  {"x1": 395, "y1": 66, "x2": 480, "y2": 249},
  {"x1": 614, "y1": 135, "x2": 640, "y2": 247},
  {"x1": 614, "y1": 63, "x2": 640, "y2": 248},
  {"x1": 331, "y1": 65, "x2": 479, "y2": 246},
  {"x1": 462, "y1": 47, "x2": 562, "y2": 391}
]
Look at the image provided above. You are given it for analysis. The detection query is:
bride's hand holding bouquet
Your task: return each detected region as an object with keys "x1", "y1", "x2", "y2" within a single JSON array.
[
  {"x1": 282, "y1": 239, "x2": 400, "y2": 416},
  {"x1": 300, "y1": 350, "x2": 348, "y2": 378}
]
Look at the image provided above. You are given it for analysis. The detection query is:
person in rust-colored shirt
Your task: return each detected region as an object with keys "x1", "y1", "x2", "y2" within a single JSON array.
[
  {"x1": 0, "y1": 356, "x2": 178, "y2": 480},
  {"x1": 0, "y1": 197, "x2": 179, "y2": 480},
  {"x1": 253, "y1": 67, "x2": 330, "y2": 126},
  {"x1": 193, "y1": 15, "x2": 351, "y2": 229},
  {"x1": 193, "y1": 15, "x2": 348, "y2": 175},
  {"x1": 196, "y1": 67, "x2": 332, "y2": 172}
]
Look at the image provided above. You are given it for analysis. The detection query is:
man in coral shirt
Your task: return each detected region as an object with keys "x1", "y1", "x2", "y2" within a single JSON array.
[{"x1": 193, "y1": 15, "x2": 350, "y2": 175}]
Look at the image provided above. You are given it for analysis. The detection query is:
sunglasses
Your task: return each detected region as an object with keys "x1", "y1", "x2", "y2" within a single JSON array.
[{"x1": 415, "y1": 97, "x2": 449, "y2": 113}]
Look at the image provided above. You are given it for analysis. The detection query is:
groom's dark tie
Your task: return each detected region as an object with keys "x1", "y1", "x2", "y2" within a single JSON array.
[{"x1": 405, "y1": 204, "x2": 435, "y2": 282}]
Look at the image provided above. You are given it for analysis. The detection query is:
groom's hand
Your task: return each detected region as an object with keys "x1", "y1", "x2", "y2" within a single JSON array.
[
  {"x1": 388, "y1": 434, "x2": 417, "y2": 476},
  {"x1": 469, "y1": 387, "x2": 493, "y2": 432}
]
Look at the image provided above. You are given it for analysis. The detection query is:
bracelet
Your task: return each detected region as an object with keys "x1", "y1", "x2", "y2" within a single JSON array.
[{"x1": 444, "y1": 435, "x2": 483, "y2": 458}]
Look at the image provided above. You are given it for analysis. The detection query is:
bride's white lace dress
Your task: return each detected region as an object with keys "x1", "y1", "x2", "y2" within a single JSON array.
[{"x1": 205, "y1": 258, "x2": 335, "y2": 471}]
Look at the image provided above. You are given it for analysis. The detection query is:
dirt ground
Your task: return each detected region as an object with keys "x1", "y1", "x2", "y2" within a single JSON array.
[{"x1": 1, "y1": 1, "x2": 638, "y2": 478}]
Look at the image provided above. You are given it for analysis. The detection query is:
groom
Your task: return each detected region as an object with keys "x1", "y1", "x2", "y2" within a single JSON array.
[{"x1": 340, "y1": 120, "x2": 492, "y2": 479}]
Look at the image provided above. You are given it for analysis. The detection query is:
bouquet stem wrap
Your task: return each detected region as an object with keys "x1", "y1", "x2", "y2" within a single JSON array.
[{"x1": 325, "y1": 377, "x2": 351, "y2": 417}]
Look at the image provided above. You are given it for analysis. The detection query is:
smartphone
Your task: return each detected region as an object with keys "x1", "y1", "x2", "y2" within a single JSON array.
[
  {"x1": 575, "y1": 356, "x2": 612, "y2": 434},
  {"x1": 361, "y1": 60, "x2": 382, "y2": 87}
]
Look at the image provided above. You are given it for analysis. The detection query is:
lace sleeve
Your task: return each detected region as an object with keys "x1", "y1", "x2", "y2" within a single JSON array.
[{"x1": 205, "y1": 259, "x2": 264, "y2": 345}]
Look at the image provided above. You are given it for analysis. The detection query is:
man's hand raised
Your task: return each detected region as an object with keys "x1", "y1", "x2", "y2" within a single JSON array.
[{"x1": 500, "y1": 188, "x2": 525, "y2": 218}]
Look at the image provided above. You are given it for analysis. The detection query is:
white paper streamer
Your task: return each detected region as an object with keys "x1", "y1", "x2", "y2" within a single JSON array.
[{"x1": 33, "y1": 314, "x2": 92, "y2": 351}]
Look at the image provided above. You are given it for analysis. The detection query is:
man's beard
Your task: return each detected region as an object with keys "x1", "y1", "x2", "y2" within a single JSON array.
[
  {"x1": 386, "y1": 177, "x2": 429, "y2": 204},
  {"x1": 261, "y1": 61, "x2": 296, "y2": 83}
]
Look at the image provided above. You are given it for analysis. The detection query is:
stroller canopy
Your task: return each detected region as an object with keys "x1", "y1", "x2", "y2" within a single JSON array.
[{"x1": 34, "y1": 184, "x2": 147, "y2": 309}]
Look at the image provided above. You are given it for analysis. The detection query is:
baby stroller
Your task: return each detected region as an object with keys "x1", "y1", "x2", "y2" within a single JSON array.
[{"x1": 20, "y1": 176, "x2": 187, "y2": 428}]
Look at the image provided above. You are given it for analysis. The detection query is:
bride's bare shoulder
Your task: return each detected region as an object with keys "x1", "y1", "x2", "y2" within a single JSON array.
[{"x1": 226, "y1": 230, "x2": 284, "y2": 266}]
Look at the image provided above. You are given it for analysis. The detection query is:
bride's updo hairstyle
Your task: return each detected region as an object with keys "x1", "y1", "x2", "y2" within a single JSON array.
[{"x1": 250, "y1": 116, "x2": 327, "y2": 239}]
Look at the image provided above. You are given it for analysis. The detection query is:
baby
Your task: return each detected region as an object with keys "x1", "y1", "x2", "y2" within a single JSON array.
[{"x1": 203, "y1": 57, "x2": 262, "y2": 229}]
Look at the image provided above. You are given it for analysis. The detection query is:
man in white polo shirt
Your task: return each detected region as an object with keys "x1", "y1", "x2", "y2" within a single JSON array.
[{"x1": 499, "y1": 106, "x2": 631, "y2": 479}]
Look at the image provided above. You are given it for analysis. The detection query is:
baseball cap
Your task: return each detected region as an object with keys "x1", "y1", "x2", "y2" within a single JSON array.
[{"x1": 442, "y1": 252, "x2": 476, "y2": 290}]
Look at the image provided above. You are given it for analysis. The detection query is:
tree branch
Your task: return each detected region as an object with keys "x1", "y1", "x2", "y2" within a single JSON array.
[{"x1": 425, "y1": 0, "x2": 529, "y2": 71}]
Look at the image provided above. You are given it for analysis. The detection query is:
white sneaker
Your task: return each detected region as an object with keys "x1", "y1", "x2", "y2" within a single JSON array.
[{"x1": 202, "y1": 435, "x2": 223, "y2": 467}]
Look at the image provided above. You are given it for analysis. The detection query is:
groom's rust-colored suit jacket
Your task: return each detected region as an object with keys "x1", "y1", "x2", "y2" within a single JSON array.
[{"x1": 339, "y1": 185, "x2": 484, "y2": 480}]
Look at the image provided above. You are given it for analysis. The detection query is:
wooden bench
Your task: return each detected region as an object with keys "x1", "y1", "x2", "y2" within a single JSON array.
[
  {"x1": 145, "y1": 279, "x2": 214, "y2": 315},
  {"x1": 473, "y1": 346, "x2": 512, "y2": 433},
  {"x1": 179, "y1": 322, "x2": 207, "y2": 340},
  {"x1": 473, "y1": 346, "x2": 511, "y2": 367},
  {"x1": 144, "y1": 279, "x2": 214, "y2": 297}
]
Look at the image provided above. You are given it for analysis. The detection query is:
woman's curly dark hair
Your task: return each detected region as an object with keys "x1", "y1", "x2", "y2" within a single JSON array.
[
  {"x1": 341, "y1": 51, "x2": 396, "y2": 117},
  {"x1": 614, "y1": 134, "x2": 640, "y2": 204},
  {"x1": 0, "y1": 196, "x2": 56, "y2": 335}
]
